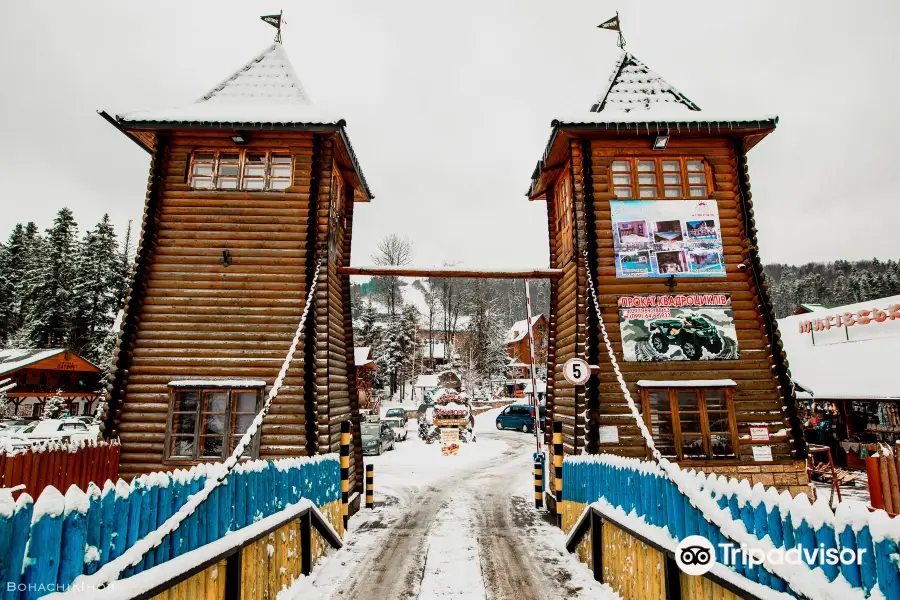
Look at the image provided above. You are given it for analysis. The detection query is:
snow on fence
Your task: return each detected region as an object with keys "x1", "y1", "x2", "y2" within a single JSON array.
[
  {"x1": 0, "y1": 439, "x2": 120, "y2": 500},
  {"x1": 0, "y1": 455, "x2": 340, "y2": 599},
  {"x1": 563, "y1": 455, "x2": 900, "y2": 600}
]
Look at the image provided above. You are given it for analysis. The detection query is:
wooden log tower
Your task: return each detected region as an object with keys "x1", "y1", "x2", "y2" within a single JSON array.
[
  {"x1": 100, "y1": 41, "x2": 370, "y2": 512},
  {"x1": 529, "y1": 51, "x2": 808, "y2": 498}
]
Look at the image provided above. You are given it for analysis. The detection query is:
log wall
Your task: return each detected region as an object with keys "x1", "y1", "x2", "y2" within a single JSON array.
[
  {"x1": 107, "y1": 130, "x2": 363, "y2": 484},
  {"x1": 545, "y1": 133, "x2": 800, "y2": 468}
]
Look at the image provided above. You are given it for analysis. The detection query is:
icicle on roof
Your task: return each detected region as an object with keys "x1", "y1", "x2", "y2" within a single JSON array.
[
  {"x1": 115, "y1": 42, "x2": 339, "y2": 126},
  {"x1": 591, "y1": 51, "x2": 700, "y2": 114}
]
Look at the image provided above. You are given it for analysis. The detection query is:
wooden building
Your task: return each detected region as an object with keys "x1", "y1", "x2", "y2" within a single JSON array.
[
  {"x1": 505, "y1": 314, "x2": 548, "y2": 369},
  {"x1": 100, "y1": 41, "x2": 371, "y2": 508},
  {"x1": 529, "y1": 52, "x2": 807, "y2": 494},
  {"x1": 0, "y1": 349, "x2": 103, "y2": 418},
  {"x1": 354, "y1": 346, "x2": 376, "y2": 408}
]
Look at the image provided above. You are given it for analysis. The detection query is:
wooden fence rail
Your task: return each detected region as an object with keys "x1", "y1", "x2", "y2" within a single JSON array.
[
  {"x1": 0, "y1": 455, "x2": 342, "y2": 600},
  {"x1": 0, "y1": 440, "x2": 120, "y2": 499},
  {"x1": 563, "y1": 456, "x2": 900, "y2": 600},
  {"x1": 79, "y1": 501, "x2": 344, "y2": 600},
  {"x1": 567, "y1": 504, "x2": 765, "y2": 600}
]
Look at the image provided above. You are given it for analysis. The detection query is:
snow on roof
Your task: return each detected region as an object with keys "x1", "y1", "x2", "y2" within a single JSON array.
[
  {"x1": 116, "y1": 43, "x2": 340, "y2": 126},
  {"x1": 592, "y1": 52, "x2": 700, "y2": 114},
  {"x1": 552, "y1": 51, "x2": 777, "y2": 129},
  {"x1": 414, "y1": 374, "x2": 439, "y2": 388},
  {"x1": 505, "y1": 315, "x2": 545, "y2": 344},
  {"x1": 168, "y1": 379, "x2": 266, "y2": 388},
  {"x1": 637, "y1": 379, "x2": 737, "y2": 388},
  {"x1": 0, "y1": 348, "x2": 74, "y2": 376},
  {"x1": 421, "y1": 342, "x2": 452, "y2": 360},
  {"x1": 524, "y1": 380, "x2": 547, "y2": 394},
  {"x1": 779, "y1": 294, "x2": 900, "y2": 400},
  {"x1": 354, "y1": 346, "x2": 373, "y2": 367}
]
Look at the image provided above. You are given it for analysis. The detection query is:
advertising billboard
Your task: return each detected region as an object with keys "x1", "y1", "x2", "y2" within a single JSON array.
[
  {"x1": 617, "y1": 294, "x2": 739, "y2": 361},
  {"x1": 612, "y1": 200, "x2": 725, "y2": 278}
]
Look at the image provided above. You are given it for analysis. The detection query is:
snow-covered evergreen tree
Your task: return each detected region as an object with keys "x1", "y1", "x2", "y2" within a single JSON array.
[
  {"x1": 114, "y1": 219, "x2": 135, "y2": 309},
  {"x1": 0, "y1": 391, "x2": 10, "y2": 419},
  {"x1": 72, "y1": 214, "x2": 120, "y2": 363},
  {"x1": 42, "y1": 389, "x2": 66, "y2": 419},
  {"x1": 24, "y1": 209, "x2": 78, "y2": 346}
]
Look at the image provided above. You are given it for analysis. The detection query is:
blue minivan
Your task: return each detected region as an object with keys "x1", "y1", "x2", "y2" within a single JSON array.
[{"x1": 496, "y1": 404, "x2": 546, "y2": 433}]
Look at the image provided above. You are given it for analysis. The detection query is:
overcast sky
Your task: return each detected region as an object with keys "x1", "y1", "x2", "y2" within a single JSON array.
[{"x1": 2, "y1": 1, "x2": 898, "y2": 269}]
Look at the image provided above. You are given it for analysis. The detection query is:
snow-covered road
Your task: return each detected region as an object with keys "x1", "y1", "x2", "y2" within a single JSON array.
[{"x1": 281, "y1": 408, "x2": 618, "y2": 600}]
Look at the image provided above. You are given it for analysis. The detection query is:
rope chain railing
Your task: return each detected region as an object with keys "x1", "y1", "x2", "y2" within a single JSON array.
[
  {"x1": 581, "y1": 249, "x2": 857, "y2": 600},
  {"x1": 79, "y1": 258, "x2": 324, "y2": 590}
]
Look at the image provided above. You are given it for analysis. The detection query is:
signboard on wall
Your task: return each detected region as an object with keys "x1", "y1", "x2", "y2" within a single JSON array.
[
  {"x1": 617, "y1": 294, "x2": 739, "y2": 361},
  {"x1": 611, "y1": 200, "x2": 725, "y2": 278}
]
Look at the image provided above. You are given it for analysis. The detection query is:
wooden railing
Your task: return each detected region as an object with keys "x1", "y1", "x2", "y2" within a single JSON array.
[
  {"x1": 0, "y1": 456, "x2": 342, "y2": 599},
  {"x1": 0, "y1": 439, "x2": 120, "y2": 498},
  {"x1": 566, "y1": 503, "x2": 765, "y2": 600},
  {"x1": 108, "y1": 501, "x2": 343, "y2": 600}
]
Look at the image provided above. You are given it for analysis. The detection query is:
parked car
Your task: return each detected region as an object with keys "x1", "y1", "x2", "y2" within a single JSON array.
[
  {"x1": 384, "y1": 407, "x2": 408, "y2": 427},
  {"x1": 361, "y1": 420, "x2": 396, "y2": 455},
  {"x1": 495, "y1": 404, "x2": 546, "y2": 433},
  {"x1": 3, "y1": 418, "x2": 100, "y2": 447},
  {"x1": 383, "y1": 417, "x2": 408, "y2": 442}
]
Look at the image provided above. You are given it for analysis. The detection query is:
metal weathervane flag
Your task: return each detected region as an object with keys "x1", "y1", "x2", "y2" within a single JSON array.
[
  {"x1": 598, "y1": 12, "x2": 626, "y2": 49},
  {"x1": 260, "y1": 13, "x2": 281, "y2": 28},
  {"x1": 260, "y1": 11, "x2": 284, "y2": 43},
  {"x1": 598, "y1": 15, "x2": 620, "y2": 31}
]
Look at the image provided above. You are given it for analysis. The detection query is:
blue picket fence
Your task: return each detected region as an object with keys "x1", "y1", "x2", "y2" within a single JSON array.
[
  {"x1": 563, "y1": 455, "x2": 900, "y2": 600},
  {"x1": 0, "y1": 455, "x2": 340, "y2": 599}
]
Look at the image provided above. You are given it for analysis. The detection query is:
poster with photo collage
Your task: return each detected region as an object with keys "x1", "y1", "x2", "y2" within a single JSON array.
[{"x1": 611, "y1": 200, "x2": 725, "y2": 278}]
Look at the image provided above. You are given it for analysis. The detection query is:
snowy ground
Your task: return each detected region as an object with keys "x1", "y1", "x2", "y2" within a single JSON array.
[{"x1": 280, "y1": 408, "x2": 617, "y2": 600}]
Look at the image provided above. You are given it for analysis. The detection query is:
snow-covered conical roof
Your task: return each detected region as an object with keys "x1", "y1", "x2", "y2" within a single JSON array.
[
  {"x1": 114, "y1": 42, "x2": 340, "y2": 126},
  {"x1": 590, "y1": 51, "x2": 700, "y2": 114}
]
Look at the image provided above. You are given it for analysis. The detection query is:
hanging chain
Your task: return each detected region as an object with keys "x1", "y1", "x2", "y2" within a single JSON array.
[{"x1": 85, "y1": 258, "x2": 323, "y2": 588}]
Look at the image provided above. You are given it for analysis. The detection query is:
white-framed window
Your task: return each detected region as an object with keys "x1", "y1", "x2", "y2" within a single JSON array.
[
  {"x1": 189, "y1": 150, "x2": 293, "y2": 191},
  {"x1": 166, "y1": 386, "x2": 262, "y2": 462}
]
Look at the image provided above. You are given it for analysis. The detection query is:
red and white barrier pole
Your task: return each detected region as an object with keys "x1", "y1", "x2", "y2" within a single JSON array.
[{"x1": 523, "y1": 278, "x2": 542, "y2": 453}]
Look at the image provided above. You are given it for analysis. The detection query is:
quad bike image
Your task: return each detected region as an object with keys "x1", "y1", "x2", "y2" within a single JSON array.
[{"x1": 648, "y1": 316, "x2": 723, "y2": 360}]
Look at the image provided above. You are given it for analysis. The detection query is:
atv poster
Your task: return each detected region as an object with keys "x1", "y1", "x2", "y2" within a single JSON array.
[
  {"x1": 617, "y1": 294, "x2": 739, "y2": 361},
  {"x1": 611, "y1": 200, "x2": 725, "y2": 278}
]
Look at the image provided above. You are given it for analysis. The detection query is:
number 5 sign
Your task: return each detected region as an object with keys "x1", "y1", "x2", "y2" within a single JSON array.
[{"x1": 563, "y1": 358, "x2": 591, "y2": 385}]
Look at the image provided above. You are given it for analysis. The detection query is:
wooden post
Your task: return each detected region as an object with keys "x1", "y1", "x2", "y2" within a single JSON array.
[
  {"x1": 553, "y1": 422, "x2": 563, "y2": 528},
  {"x1": 663, "y1": 554, "x2": 683, "y2": 600},
  {"x1": 534, "y1": 457, "x2": 543, "y2": 509},
  {"x1": 365, "y1": 464, "x2": 374, "y2": 509},
  {"x1": 590, "y1": 510, "x2": 603, "y2": 582},
  {"x1": 866, "y1": 456, "x2": 885, "y2": 511},
  {"x1": 341, "y1": 421, "x2": 351, "y2": 530},
  {"x1": 224, "y1": 544, "x2": 243, "y2": 600},
  {"x1": 300, "y1": 510, "x2": 312, "y2": 576}
]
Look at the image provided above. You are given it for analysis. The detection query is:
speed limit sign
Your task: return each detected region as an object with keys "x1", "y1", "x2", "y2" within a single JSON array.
[{"x1": 563, "y1": 358, "x2": 591, "y2": 385}]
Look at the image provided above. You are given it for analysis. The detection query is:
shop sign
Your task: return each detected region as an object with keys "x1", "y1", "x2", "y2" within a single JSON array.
[
  {"x1": 799, "y1": 304, "x2": 900, "y2": 334},
  {"x1": 617, "y1": 294, "x2": 739, "y2": 361},
  {"x1": 752, "y1": 446, "x2": 773, "y2": 462},
  {"x1": 749, "y1": 427, "x2": 770, "y2": 442},
  {"x1": 440, "y1": 427, "x2": 459, "y2": 456},
  {"x1": 611, "y1": 200, "x2": 725, "y2": 278}
]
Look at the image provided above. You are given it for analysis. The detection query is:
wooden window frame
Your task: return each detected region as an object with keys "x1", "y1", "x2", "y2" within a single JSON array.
[
  {"x1": 164, "y1": 386, "x2": 263, "y2": 465},
  {"x1": 553, "y1": 167, "x2": 574, "y2": 263},
  {"x1": 639, "y1": 386, "x2": 740, "y2": 461},
  {"x1": 611, "y1": 157, "x2": 712, "y2": 200},
  {"x1": 188, "y1": 150, "x2": 294, "y2": 192}
]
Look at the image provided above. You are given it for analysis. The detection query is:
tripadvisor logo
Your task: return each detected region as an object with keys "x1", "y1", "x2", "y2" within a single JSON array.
[
  {"x1": 675, "y1": 536, "x2": 715, "y2": 576},
  {"x1": 674, "y1": 535, "x2": 868, "y2": 577}
]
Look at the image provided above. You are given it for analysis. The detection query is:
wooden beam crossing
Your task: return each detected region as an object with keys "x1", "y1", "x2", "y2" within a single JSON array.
[{"x1": 340, "y1": 265, "x2": 564, "y2": 279}]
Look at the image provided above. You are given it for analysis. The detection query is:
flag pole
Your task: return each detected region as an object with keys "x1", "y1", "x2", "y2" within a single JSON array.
[{"x1": 523, "y1": 279, "x2": 542, "y2": 453}]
